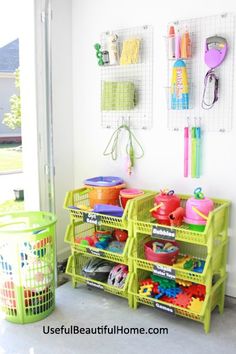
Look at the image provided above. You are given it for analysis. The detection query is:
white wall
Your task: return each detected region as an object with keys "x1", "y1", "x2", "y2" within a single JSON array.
[
  {"x1": 20, "y1": 0, "x2": 40, "y2": 210},
  {"x1": 72, "y1": 0, "x2": 236, "y2": 296},
  {"x1": 51, "y1": 0, "x2": 74, "y2": 260}
]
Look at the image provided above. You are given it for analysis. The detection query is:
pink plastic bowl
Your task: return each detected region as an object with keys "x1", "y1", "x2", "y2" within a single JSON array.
[
  {"x1": 120, "y1": 189, "x2": 144, "y2": 209},
  {"x1": 144, "y1": 240, "x2": 179, "y2": 266}
]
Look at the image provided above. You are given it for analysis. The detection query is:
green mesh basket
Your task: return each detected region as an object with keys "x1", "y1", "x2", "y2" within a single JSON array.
[
  {"x1": 66, "y1": 253, "x2": 131, "y2": 303},
  {"x1": 131, "y1": 193, "x2": 230, "y2": 247},
  {"x1": 128, "y1": 268, "x2": 226, "y2": 333},
  {"x1": 130, "y1": 234, "x2": 227, "y2": 284},
  {"x1": 0, "y1": 211, "x2": 57, "y2": 324},
  {"x1": 64, "y1": 221, "x2": 133, "y2": 264},
  {"x1": 64, "y1": 188, "x2": 153, "y2": 230}
]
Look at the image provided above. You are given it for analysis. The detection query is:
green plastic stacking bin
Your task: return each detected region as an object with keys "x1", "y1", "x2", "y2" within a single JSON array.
[{"x1": 0, "y1": 211, "x2": 57, "y2": 324}]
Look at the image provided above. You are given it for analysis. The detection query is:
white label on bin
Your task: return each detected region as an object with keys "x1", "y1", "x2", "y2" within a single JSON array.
[
  {"x1": 152, "y1": 225, "x2": 176, "y2": 240},
  {"x1": 154, "y1": 302, "x2": 175, "y2": 315},
  {"x1": 86, "y1": 248, "x2": 104, "y2": 257},
  {"x1": 83, "y1": 213, "x2": 102, "y2": 225},
  {"x1": 153, "y1": 264, "x2": 176, "y2": 280},
  {"x1": 86, "y1": 281, "x2": 104, "y2": 290}
]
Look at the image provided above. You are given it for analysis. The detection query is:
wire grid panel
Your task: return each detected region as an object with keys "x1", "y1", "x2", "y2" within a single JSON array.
[
  {"x1": 100, "y1": 25, "x2": 153, "y2": 129},
  {"x1": 167, "y1": 13, "x2": 235, "y2": 132}
]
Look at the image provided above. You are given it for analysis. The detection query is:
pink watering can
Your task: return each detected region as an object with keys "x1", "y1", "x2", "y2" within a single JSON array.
[{"x1": 184, "y1": 187, "x2": 214, "y2": 232}]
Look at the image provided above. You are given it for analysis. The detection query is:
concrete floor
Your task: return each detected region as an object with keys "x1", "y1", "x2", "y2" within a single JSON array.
[{"x1": 0, "y1": 282, "x2": 236, "y2": 354}]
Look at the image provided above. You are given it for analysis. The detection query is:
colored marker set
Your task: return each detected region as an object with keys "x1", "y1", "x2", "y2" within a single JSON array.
[
  {"x1": 168, "y1": 25, "x2": 191, "y2": 60},
  {"x1": 184, "y1": 118, "x2": 201, "y2": 178}
]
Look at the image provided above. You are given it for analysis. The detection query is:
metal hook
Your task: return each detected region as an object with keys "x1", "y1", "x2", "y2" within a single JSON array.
[{"x1": 187, "y1": 116, "x2": 190, "y2": 127}]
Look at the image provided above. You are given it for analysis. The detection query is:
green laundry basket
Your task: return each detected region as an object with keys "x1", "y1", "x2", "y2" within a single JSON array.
[{"x1": 0, "y1": 211, "x2": 57, "y2": 324}]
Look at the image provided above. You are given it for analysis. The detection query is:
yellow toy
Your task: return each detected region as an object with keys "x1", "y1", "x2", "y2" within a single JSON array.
[
  {"x1": 139, "y1": 284, "x2": 153, "y2": 296},
  {"x1": 188, "y1": 298, "x2": 203, "y2": 313},
  {"x1": 175, "y1": 255, "x2": 191, "y2": 269}
]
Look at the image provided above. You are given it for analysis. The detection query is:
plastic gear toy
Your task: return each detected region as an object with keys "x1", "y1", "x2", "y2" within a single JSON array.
[
  {"x1": 173, "y1": 293, "x2": 192, "y2": 308},
  {"x1": 151, "y1": 275, "x2": 176, "y2": 289},
  {"x1": 185, "y1": 284, "x2": 206, "y2": 299},
  {"x1": 140, "y1": 278, "x2": 154, "y2": 286},
  {"x1": 188, "y1": 298, "x2": 204, "y2": 313},
  {"x1": 160, "y1": 295, "x2": 175, "y2": 304},
  {"x1": 176, "y1": 279, "x2": 192, "y2": 287},
  {"x1": 158, "y1": 286, "x2": 182, "y2": 298},
  {"x1": 139, "y1": 284, "x2": 153, "y2": 296}
]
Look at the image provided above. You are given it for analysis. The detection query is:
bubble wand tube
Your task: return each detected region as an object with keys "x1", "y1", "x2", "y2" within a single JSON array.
[
  {"x1": 196, "y1": 122, "x2": 201, "y2": 178},
  {"x1": 184, "y1": 124, "x2": 189, "y2": 177}
]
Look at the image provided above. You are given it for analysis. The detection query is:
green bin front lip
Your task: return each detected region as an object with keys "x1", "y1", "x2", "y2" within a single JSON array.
[{"x1": 0, "y1": 211, "x2": 57, "y2": 233}]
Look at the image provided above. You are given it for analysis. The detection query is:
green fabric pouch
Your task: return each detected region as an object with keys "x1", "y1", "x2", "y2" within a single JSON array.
[{"x1": 101, "y1": 81, "x2": 136, "y2": 111}]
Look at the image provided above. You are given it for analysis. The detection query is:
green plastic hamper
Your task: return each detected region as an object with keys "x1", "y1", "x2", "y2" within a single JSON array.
[{"x1": 0, "y1": 211, "x2": 57, "y2": 324}]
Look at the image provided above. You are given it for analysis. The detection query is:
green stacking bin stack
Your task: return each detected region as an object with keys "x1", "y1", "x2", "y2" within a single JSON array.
[
  {"x1": 64, "y1": 188, "x2": 153, "y2": 306},
  {"x1": 64, "y1": 187, "x2": 230, "y2": 333},
  {"x1": 128, "y1": 192, "x2": 230, "y2": 333}
]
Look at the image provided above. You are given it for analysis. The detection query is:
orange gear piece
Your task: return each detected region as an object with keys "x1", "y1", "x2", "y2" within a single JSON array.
[
  {"x1": 173, "y1": 293, "x2": 192, "y2": 308},
  {"x1": 140, "y1": 278, "x2": 154, "y2": 286},
  {"x1": 176, "y1": 279, "x2": 192, "y2": 287}
]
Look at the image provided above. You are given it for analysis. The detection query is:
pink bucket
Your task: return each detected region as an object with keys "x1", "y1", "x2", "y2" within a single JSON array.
[{"x1": 184, "y1": 196, "x2": 214, "y2": 225}]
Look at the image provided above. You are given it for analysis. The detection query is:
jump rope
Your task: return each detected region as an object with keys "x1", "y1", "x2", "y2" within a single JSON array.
[{"x1": 103, "y1": 124, "x2": 144, "y2": 176}]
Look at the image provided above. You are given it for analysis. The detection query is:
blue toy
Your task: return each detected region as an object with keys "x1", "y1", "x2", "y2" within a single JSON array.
[
  {"x1": 193, "y1": 260, "x2": 205, "y2": 273},
  {"x1": 95, "y1": 239, "x2": 109, "y2": 249},
  {"x1": 160, "y1": 286, "x2": 182, "y2": 298},
  {"x1": 107, "y1": 241, "x2": 125, "y2": 254},
  {"x1": 0, "y1": 255, "x2": 12, "y2": 275}
]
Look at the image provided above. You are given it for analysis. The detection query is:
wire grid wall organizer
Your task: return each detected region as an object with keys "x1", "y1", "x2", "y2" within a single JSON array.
[
  {"x1": 166, "y1": 13, "x2": 235, "y2": 132},
  {"x1": 100, "y1": 26, "x2": 153, "y2": 129}
]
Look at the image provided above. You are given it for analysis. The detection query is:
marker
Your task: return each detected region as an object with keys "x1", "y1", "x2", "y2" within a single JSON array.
[{"x1": 168, "y1": 25, "x2": 175, "y2": 59}]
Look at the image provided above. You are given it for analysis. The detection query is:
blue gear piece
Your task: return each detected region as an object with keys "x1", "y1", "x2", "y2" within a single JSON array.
[{"x1": 158, "y1": 286, "x2": 182, "y2": 298}]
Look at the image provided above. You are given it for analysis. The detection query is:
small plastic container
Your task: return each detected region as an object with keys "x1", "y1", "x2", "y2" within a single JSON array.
[
  {"x1": 120, "y1": 189, "x2": 144, "y2": 209},
  {"x1": 144, "y1": 240, "x2": 179, "y2": 265}
]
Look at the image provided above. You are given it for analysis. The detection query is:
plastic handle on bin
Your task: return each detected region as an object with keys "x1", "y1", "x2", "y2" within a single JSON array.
[
  {"x1": 149, "y1": 203, "x2": 163, "y2": 213},
  {"x1": 80, "y1": 187, "x2": 93, "y2": 194},
  {"x1": 192, "y1": 206, "x2": 208, "y2": 220},
  {"x1": 0, "y1": 221, "x2": 27, "y2": 229}
]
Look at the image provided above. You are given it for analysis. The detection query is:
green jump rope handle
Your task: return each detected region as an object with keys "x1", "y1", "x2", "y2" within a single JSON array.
[
  {"x1": 191, "y1": 127, "x2": 197, "y2": 178},
  {"x1": 196, "y1": 127, "x2": 201, "y2": 178}
]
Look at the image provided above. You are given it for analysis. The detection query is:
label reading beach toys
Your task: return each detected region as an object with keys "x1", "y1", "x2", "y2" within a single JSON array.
[{"x1": 152, "y1": 225, "x2": 176, "y2": 240}]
